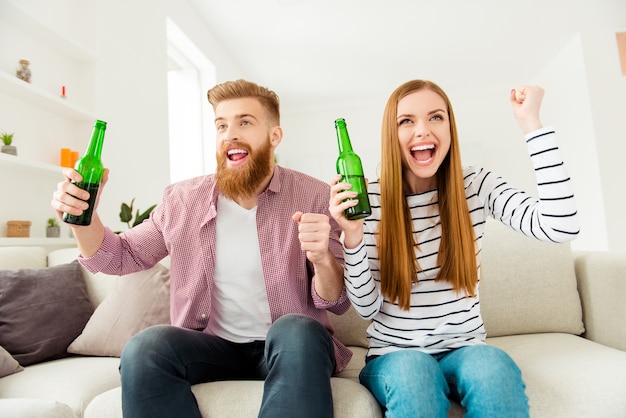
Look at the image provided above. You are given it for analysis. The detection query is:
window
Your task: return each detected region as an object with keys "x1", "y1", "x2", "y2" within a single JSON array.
[{"x1": 166, "y1": 17, "x2": 216, "y2": 183}]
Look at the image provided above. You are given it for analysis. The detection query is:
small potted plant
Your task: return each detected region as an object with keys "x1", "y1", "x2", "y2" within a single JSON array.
[
  {"x1": 115, "y1": 198, "x2": 156, "y2": 233},
  {"x1": 46, "y1": 217, "x2": 61, "y2": 238},
  {"x1": 1, "y1": 131, "x2": 16, "y2": 156}
]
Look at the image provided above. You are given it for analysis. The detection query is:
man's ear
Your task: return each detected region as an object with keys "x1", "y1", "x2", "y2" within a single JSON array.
[{"x1": 270, "y1": 126, "x2": 283, "y2": 147}]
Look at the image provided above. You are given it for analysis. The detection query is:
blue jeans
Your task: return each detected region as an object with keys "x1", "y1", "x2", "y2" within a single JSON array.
[
  {"x1": 359, "y1": 345, "x2": 529, "y2": 418},
  {"x1": 120, "y1": 314, "x2": 336, "y2": 418}
]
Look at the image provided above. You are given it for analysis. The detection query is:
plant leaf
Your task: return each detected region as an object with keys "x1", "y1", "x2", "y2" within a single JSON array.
[
  {"x1": 132, "y1": 204, "x2": 157, "y2": 227},
  {"x1": 119, "y1": 203, "x2": 132, "y2": 223}
]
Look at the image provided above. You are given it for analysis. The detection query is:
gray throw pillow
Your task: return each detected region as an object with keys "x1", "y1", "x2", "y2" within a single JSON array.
[
  {"x1": 0, "y1": 260, "x2": 93, "y2": 366},
  {"x1": 0, "y1": 345, "x2": 23, "y2": 377}
]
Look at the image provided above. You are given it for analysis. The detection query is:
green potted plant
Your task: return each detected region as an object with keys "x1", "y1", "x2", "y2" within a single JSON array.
[
  {"x1": 1, "y1": 131, "x2": 16, "y2": 156},
  {"x1": 116, "y1": 198, "x2": 156, "y2": 233},
  {"x1": 46, "y1": 217, "x2": 61, "y2": 238}
]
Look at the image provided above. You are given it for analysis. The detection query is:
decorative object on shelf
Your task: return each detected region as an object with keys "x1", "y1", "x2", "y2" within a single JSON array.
[
  {"x1": 46, "y1": 218, "x2": 61, "y2": 238},
  {"x1": 7, "y1": 220, "x2": 31, "y2": 238},
  {"x1": 1, "y1": 131, "x2": 16, "y2": 156},
  {"x1": 61, "y1": 85, "x2": 67, "y2": 99},
  {"x1": 16, "y1": 59, "x2": 31, "y2": 83},
  {"x1": 117, "y1": 198, "x2": 156, "y2": 233},
  {"x1": 60, "y1": 147, "x2": 72, "y2": 167}
]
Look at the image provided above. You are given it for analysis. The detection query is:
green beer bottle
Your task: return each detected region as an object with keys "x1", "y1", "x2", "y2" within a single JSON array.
[
  {"x1": 335, "y1": 118, "x2": 371, "y2": 220},
  {"x1": 63, "y1": 119, "x2": 107, "y2": 226}
]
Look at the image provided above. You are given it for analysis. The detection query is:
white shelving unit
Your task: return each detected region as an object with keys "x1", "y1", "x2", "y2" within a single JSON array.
[
  {"x1": 0, "y1": 0, "x2": 96, "y2": 246},
  {"x1": 0, "y1": 70, "x2": 95, "y2": 122},
  {"x1": 0, "y1": 151, "x2": 64, "y2": 174}
]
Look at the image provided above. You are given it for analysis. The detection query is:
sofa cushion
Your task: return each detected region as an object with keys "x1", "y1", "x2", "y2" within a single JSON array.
[
  {"x1": 479, "y1": 220, "x2": 584, "y2": 337},
  {"x1": 0, "y1": 398, "x2": 75, "y2": 418},
  {"x1": 0, "y1": 356, "x2": 121, "y2": 418},
  {"x1": 68, "y1": 263, "x2": 171, "y2": 357},
  {"x1": 0, "y1": 345, "x2": 23, "y2": 377},
  {"x1": 0, "y1": 260, "x2": 93, "y2": 366},
  {"x1": 85, "y1": 377, "x2": 384, "y2": 418},
  {"x1": 487, "y1": 333, "x2": 626, "y2": 417}
]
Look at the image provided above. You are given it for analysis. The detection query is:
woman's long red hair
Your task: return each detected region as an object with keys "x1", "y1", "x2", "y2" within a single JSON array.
[{"x1": 378, "y1": 80, "x2": 477, "y2": 310}]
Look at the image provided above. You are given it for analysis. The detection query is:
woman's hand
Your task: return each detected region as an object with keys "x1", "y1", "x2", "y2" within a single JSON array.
[
  {"x1": 510, "y1": 85, "x2": 544, "y2": 134},
  {"x1": 329, "y1": 174, "x2": 366, "y2": 249}
]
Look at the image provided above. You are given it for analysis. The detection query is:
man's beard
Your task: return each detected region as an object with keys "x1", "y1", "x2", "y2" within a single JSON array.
[{"x1": 216, "y1": 137, "x2": 273, "y2": 201}]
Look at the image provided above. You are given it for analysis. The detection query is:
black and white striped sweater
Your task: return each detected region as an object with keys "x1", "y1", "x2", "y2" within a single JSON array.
[{"x1": 343, "y1": 127, "x2": 580, "y2": 357}]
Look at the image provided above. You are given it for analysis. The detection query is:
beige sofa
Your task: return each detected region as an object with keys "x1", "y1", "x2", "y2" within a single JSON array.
[{"x1": 1, "y1": 219, "x2": 626, "y2": 417}]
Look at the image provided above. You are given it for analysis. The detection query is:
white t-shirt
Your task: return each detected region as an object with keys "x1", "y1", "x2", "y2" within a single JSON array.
[{"x1": 208, "y1": 195, "x2": 272, "y2": 343}]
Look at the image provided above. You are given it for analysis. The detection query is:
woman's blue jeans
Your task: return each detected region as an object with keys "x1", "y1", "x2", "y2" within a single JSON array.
[
  {"x1": 359, "y1": 345, "x2": 529, "y2": 418},
  {"x1": 119, "y1": 314, "x2": 336, "y2": 418}
]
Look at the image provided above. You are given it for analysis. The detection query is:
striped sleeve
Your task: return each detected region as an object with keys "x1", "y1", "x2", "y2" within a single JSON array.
[
  {"x1": 475, "y1": 127, "x2": 580, "y2": 242},
  {"x1": 342, "y1": 239, "x2": 383, "y2": 319}
]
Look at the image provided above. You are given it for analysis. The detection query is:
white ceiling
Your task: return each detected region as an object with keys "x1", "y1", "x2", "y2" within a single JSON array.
[{"x1": 187, "y1": 0, "x2": 625, "y2": 108}]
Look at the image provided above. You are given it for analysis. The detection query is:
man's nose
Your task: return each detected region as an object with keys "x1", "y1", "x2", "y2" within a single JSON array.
[{"x1": 223, "y1": 126, "x2": 239, "y2": 142}]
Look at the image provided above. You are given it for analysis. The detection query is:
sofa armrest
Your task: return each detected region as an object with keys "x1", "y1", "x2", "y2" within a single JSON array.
[{"x1": 574, "y1": 251, "x2": 626, "y2": 351}]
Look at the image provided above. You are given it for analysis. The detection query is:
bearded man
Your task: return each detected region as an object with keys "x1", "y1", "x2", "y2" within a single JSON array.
[{"x1": 51, "y1": 79, "x2": 351, "y2": 418}]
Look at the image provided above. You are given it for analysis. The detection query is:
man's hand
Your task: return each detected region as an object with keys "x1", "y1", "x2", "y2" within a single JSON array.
[
  {"x1": 292, "y1": 211, "x2": 332, "y2": 265},
  {"x1": 51, "y1": 168, "x2": 109, "y2": 221},
  {"x1": 50, "y1": 168, "x2": 109, "y2": 257},
  {"x1": 293, "y1": 211, "x2": 344, "y2": 302}
]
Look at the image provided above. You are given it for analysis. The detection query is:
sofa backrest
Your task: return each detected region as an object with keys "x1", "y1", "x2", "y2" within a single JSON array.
[
  {"x1": 328, "y1": 306, "x2": 369, "y2": 348},
  {"x1": 0, "y1": 246, "x2": 47, "y2": 269},
  {"x1": 479, "y1": 219, "x2": 584, "y2": 337}
]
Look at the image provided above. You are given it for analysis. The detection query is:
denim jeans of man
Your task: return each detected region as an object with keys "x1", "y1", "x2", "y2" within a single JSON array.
[
  {"x1": 359, "y1": 345, "x2": 529, "y2": 418},
  {"x1": 119, "y1": 314, "x2": 336, "y2": 418}
]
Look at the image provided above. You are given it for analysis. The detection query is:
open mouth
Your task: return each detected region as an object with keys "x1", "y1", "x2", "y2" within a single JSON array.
[
  {"x1": 410, "y1": 143, "x2": 436, "y2": 164},
  {"x1": 227, "y1": 148, "x2": 249, "y2": 161}
]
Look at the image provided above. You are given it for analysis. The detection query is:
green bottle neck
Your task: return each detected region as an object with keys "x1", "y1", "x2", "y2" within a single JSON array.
[
  {"x1": 335, "y1": 118, "x2": 354, "y2": 154},
  {"x1": 85, "y1": 120, "x2": 107, "y2": 159}
]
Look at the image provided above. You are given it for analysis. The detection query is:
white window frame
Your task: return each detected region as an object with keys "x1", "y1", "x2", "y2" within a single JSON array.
[{"x1": 166, "y1": 17, "x2": 216, "y2": 183}]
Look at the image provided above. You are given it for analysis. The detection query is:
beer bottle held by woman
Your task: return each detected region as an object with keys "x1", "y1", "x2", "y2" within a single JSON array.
[{"x1": 335, "y1": 118, "x2": 371, "y2": 220}]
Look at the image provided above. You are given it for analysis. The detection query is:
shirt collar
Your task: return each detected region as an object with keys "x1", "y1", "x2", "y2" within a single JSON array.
[
  {"x1": 266, "y1": 165, "x2": 282, "y2": 195},
  {"x1": 205, "y1": 165, "x2": 283, "y2": 218}
]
